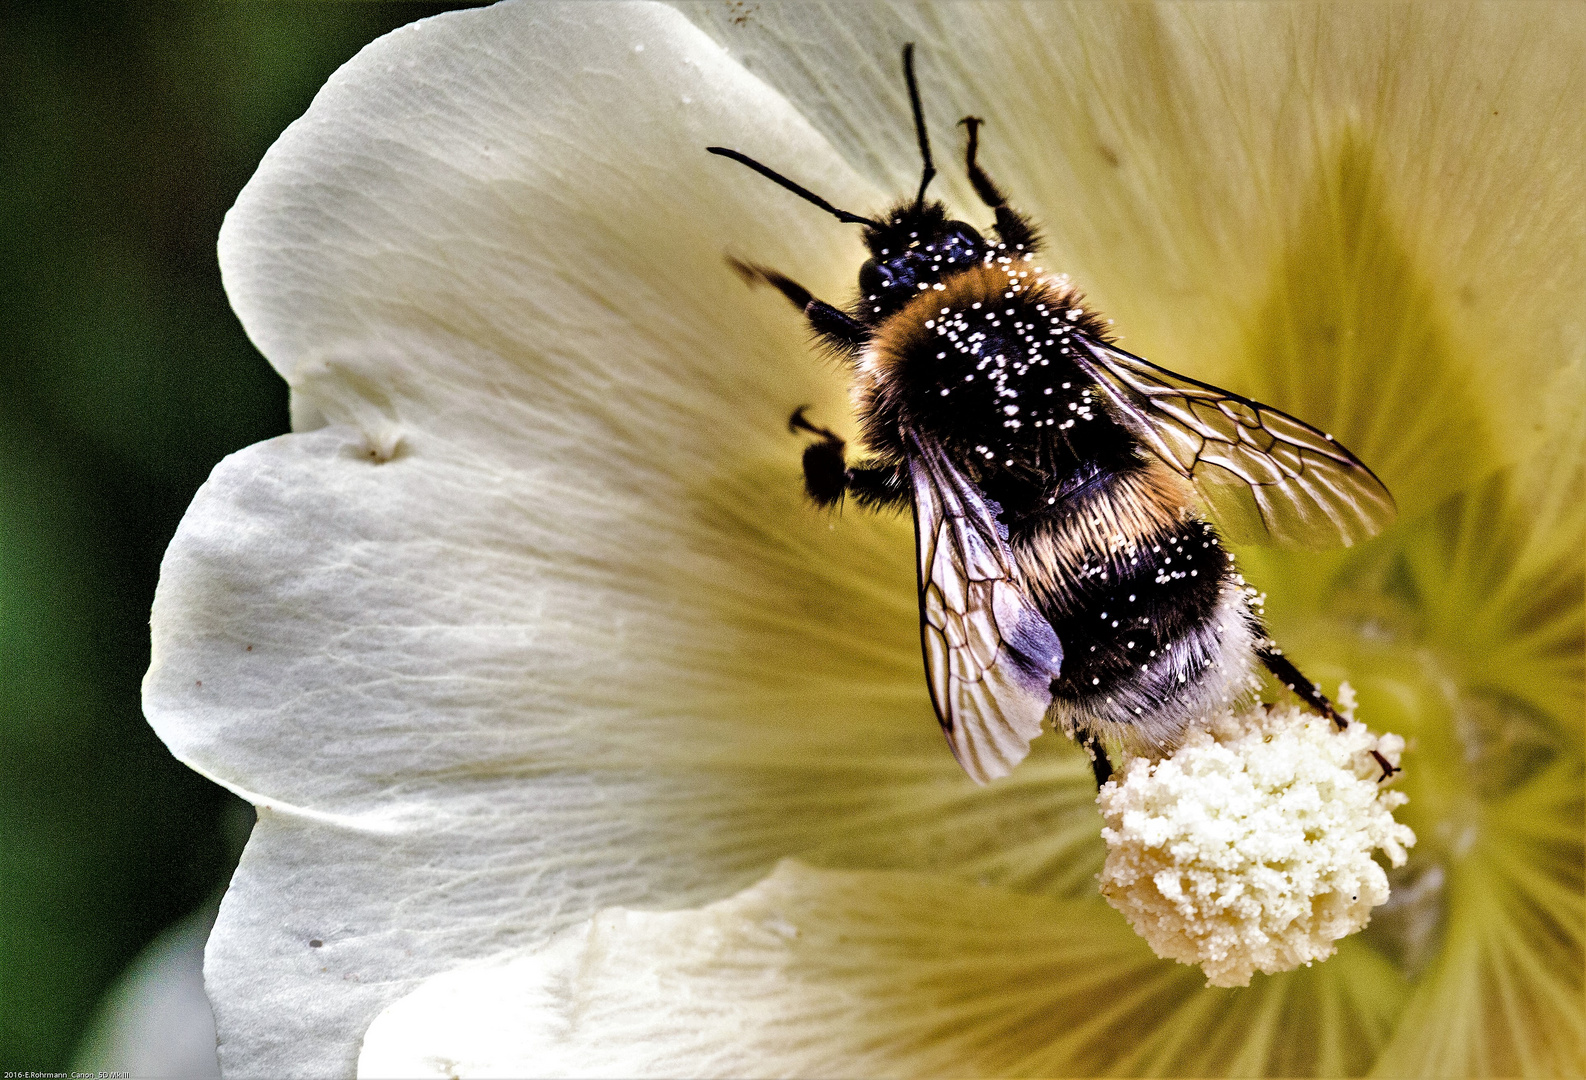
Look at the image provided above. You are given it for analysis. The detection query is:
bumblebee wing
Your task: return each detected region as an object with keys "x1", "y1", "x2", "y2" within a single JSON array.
[
  {"x1": 907, "y1": 432, "x2": 1064, "y2": 784},
  {"x1": 1069, "y1": 337, "x2": 1396, "y2": 548}
]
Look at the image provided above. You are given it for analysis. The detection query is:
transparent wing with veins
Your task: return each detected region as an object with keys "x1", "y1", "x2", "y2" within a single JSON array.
[
  {"x1": 908, "y1": 432, "x2": 1064, "y2": 784},
  {"x1": 1068, "y1": 338, "x2": 1397, "y2": 548}
]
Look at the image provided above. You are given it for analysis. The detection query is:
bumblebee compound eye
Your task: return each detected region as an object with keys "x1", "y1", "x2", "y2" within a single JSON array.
[
  {"x1": 942, "y1": 221, "x2": 984, "y2": 252},
  {"x1": 858, "y1": 259, "x2": 894, "y2": 298}
]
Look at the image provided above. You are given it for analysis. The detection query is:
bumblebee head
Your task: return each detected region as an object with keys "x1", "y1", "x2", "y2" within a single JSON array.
[
  {"x1": 709, "y1": 45, "x2": 995, "y2": 323},
  {"x1": 853, "y1": 44, "x2": 997, "y2": 317},
  {"x1": 856, "y1": 204, "x2": 988, "y2": 318}
]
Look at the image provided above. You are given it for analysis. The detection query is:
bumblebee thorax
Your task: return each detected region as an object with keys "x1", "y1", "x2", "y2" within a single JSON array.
[{"x1": 855, "y1": 262, "x2": 1110, "y2": 461}]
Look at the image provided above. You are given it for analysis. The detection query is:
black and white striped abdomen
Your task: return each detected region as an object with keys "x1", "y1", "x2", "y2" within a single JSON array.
[{"x1": 1010, "y1": 461, "x2": 1264, "y2": 754}]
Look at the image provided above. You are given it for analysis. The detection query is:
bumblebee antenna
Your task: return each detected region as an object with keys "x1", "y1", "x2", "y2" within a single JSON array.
[
  {"x1": 706, "y1": 147, "x2": 883, "y2": 229},
  {"x1": 903, "y1": 43, "x2": 935, "y2": 211}
]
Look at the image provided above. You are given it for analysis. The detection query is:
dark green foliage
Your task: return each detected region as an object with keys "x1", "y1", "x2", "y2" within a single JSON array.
[{"x1": 0, "y1": 4, "x2": 472, "y2": 1067}]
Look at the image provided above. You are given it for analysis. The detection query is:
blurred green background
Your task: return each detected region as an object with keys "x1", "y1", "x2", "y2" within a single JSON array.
[{"x1": 1, "y1": 4, "x2": 472, "y2": 1069}]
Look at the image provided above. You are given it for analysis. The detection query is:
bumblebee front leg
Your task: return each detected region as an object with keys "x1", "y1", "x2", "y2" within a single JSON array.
[
  {"x1": 730, "y1": 258, "x2": 869, "y2": 354},
  {"x1": 958, "y1": 117, "x2": 1039, "y2": 254},
  {"x1": 788, "y1": 408, "x2": 908, "y2": 510}
]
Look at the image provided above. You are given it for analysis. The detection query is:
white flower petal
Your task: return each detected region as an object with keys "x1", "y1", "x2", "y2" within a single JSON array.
[
  {"x1": 151, "y1": 0, "x2": 1585, "y2": 1074},
  {"x1": 151, "y1": 4, "x2": 1109, "y2": 1073},
  {"x1": 358, "y1": 860, "x2": 1409, "y2": 1078},
  {"x1": 154, "y1": 398, "x2": 1106, "y2": 1073},
  {"x1": 681, "y1": 2, "x2": 1586, "y2": 515}
]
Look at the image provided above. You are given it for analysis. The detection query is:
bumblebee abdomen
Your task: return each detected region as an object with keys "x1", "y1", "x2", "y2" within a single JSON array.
[{"x1": 1012, "y1": 463, "x2": 1262, "y2": 753}]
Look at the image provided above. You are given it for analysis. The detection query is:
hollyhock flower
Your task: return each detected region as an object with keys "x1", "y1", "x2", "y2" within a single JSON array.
[{"x1": 145, "y1": 2, "x2": 1583, "y2": 1076}]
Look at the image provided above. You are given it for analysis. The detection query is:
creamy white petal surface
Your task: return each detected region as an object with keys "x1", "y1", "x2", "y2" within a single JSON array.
[
  {"x1": 73, "y1": 900, "x2": 221, "y2": 1079},
  {"x1": 357, "y1": 860, "x2": 1414, "y2": 1079},
  {"x1": 148, "y1": 3, "x2": 1108, "y2": 1074}
]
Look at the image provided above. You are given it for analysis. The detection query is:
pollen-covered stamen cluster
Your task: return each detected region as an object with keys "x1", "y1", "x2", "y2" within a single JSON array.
[{"x1": 1099, "y1": 695, "x2": 1414, "y2": 989}]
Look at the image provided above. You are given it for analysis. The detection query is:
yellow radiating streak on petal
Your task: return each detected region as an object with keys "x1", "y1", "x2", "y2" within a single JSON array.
[
  {"x1": 1369, "y1": 757, "x2": 1584, "y2": 1077},
  {"x1": 1240, "y1": 125, "x2": 1496, "y2": 524}
]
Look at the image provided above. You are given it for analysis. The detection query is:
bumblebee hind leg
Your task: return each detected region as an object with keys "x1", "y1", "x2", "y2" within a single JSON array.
[
  {"x1": 1079, "y1": 729, "x2": 1114, "y2": 789},
  {"x1": 958, "y1": 117, "x2": 1039, "y2": 253},
  {"x1": 1257, "y1": 645, "x2": 1345, "y2": 730}
]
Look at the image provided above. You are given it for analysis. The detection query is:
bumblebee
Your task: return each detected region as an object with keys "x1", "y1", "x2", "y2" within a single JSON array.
[{"x1": 709, "y1": 46, "x2": 1396, "y2": 786}]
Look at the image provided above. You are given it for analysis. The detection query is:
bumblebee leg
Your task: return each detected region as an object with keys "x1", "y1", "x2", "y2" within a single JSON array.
[
  {"x1": 789, "y1": 410, "x2": 909, "y2": 511},
  {"x1": 1080, "y1": 729, "x2": 1114, "y2": 788},
  {"x1": 730, "y1": 258, "x2": 868, "y2": 353},
  {"x1": 959, "y1": 117, "x2": 1040, "y2": 253},
  {"x1": 846, "y1": 459, "x2": 909, "y2": 512},
  {"x1": 789, "y1": 409, "x2": 907, "y2": 510},
  {"x1": 1257, "y1": 645, "x2": 1346, "y2": 731},
  {"x1": 1370, "y1": 749, "x2": 1403, "y2": 783},
  {"x1": 789, "y1": 407, "x2": 849, "y2": 506}
]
